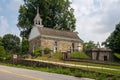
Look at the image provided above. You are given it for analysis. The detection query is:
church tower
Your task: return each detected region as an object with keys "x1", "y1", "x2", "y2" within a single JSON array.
[{"x1": 34, "y1": 7, "x2": 43, "y2": 27}]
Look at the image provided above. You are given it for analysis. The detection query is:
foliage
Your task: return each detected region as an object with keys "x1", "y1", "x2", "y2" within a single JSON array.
[
  {"x1": 83, "y1": 41, "x2": 97, "y2": 50},
  {"x1": 5, "y1": 54, "x2": 12, "y2": 60},
  {"x1": 52, "y1": 52, "x2": 62, "y2": 59},
  {"x1": 37, "y1": 51, "x2": 62, "y2": 60},
  {"x1": 0, "y1": 46, "x2": 6, "y2": 60},
  {"x1": 0, "y1": 46, "x2": 12, "y2": 60},
  {"x1": 2, "y1": 34, "x2": 20, "y2": 53},
  {"x1": 17, "y1": 0, "x2": 76, "y2": 38},
  {"x1": 21, "y1": 39, "x2": 29, "y2": 54},
  {"x1": 0, "y1": 37, "x2": 2, "y2": 46},
  {"x1": 70, "y1": 52, "x2": 90, "y2": 59},
  {"x1": 102, "y1": 22, "x2": 120, "y2": 53},
  {"x1": 33, "y1": 47, "x2": 43, "y2": 57},
  {"x1": 44, "y1": 47, "x2": 51, "y2": 54},
  {"x1": 114, "y1": 53, "x2": 120, "y2": 59}
]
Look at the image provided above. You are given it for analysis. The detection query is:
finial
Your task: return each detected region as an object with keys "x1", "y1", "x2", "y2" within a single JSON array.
[{"x1": 37, "y1": 6, "x2": 39, "y2": 14}]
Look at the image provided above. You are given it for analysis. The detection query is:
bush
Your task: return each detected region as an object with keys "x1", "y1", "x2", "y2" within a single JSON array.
[
  {"x1": 21, "y1": 39, "x2": 29, "y2": 54},
  {"x1": 44, "y1": 48, "x2": 50, "y2": 54},
  {"x1": 6, "y1": 54, "x2": 12, "y2": 60},
  {"x1": 71, "y1": 52, "x2": 90, "y2": 59},
  {"x1": 0, "y1": 46, "x2": 6, "y2": 60},
  {"x1": 33, "y1": 47, "x2": 43, "y2": 57},
  {"x1": 114, "y1": 53, "x2": 120, "y2": 59},
  {"x1": 52, "y1": 52, "x2": 62, "y2": 59}
]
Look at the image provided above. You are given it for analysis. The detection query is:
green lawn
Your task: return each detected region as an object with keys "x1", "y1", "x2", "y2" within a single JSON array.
[
  {"x1": 70, "y1": 52, "x2": 90, "y2": 59},
  {"x1": 34, "y1": 52, "x2": 120, "y2": 76}
]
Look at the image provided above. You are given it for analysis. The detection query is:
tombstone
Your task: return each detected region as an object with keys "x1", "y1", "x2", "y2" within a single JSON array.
[{"x1": 49, "y1": 50, "x2": 53, "y2": 58}]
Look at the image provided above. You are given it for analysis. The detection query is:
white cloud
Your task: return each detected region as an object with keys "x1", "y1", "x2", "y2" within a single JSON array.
[
  {"x1": 0, "y1": 16, "x2": 9, "y2": 36},
  {"x1": 71, "y1": 0, "x2": 120, "y2": 43}
]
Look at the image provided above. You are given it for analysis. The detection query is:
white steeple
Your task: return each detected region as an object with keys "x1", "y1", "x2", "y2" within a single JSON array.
[{"x1": 34, "y1": 7, "x2": 43, "y2": 27}]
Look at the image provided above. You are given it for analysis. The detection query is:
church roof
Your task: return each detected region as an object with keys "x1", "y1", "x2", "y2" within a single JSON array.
[{"x1": 37, "y1": 27, "x2": 82, "y2": 42}]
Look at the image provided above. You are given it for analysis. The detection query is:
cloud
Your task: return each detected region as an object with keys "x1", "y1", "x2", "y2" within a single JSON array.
[
  {"x1": 71, "y1": 0, "x2": 120, "y2": 43},
  {"x1": 0, "y1": 16, "x2": 9, "y2": 36}
]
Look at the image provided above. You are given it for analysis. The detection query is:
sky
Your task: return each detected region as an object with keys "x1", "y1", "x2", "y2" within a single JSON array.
[{"x1": 0, "y1": 0, "x2": 120, "y2": 44}]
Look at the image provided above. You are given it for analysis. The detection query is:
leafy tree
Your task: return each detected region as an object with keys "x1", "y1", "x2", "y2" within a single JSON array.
[
  {"x1": 21, "y1": 39, "x2": 29, "y2": 53},
  {"x1": 83, "y1": 41, "x2": 97, "y2": 50},
  {"x1": 17, "y1": 0, "x2": 76, "y2": 38},
  {"x1": 2, "y1": 34, "x2": 20, "y2": 53},
  {"x1": 0, "y1": 46, "x2": 6, "y2": 60},
  {"x1": 0, "y1": 37, "x2": 2, "y2": 46},
  {"x1": 102, "y1": 22, "x2": 120, "y2": 53}
]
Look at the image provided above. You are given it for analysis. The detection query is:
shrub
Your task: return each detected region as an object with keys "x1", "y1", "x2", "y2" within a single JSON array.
[
  {"x1": 52, "y1": 52, "x2": 62, "y2": 59},
  {"x1": 21, "y1": 39, "x2": 29, "y2": 54},
  {"x1": 6, "y1": 54, "x2": 12, "y2": 60},
  {"x1": 33, "y1": 47, "x2": 43, "y2": 57},
  {"x1": 114, "y1": 53, "x2": 120, "y2": 59},
  {"x1": 0, "y1": 46, "x2": 6, "y2": 60},
  {"x1": 71, "y1": 52, "x2": 90, "y2": 59},
  {"x1": 44, "y1": 48, "x2": 50, "y2": 54}
]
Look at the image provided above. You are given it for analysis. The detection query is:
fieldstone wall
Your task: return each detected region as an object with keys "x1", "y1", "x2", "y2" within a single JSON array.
[
  {"x1": 58, "y1": 40, "x2": 71, "y2": 51},
  {"x1": 91, "y1": 51, "x2": 113, "y2": 61},
  {"x1": 92, "y1": 52, "x2": 97, "y2": 60},
  {"x1": 29, "y1": 37, "x2": 83, "y2": 53},
  {"x1": 29, "y1": 37, "x2": 41, "y2": 53},
  {"x1": 41, "y1": 38, "x2": 54, "y2": 50},
  {"x1": 98, "y1": 52, "x2": 112, "y2": 61}
]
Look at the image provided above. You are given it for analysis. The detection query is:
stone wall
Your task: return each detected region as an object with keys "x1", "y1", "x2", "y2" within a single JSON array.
[
  {"x1": 99, "y1": 52, "x2": 113, "y2": 61},
  {"x1": 92, "y1": 52, "x2": 97, "y2": 60},
  {"x1": 91, "y1": 51, "x2": 113, "y2": 61},
  {"x1": 57, "y1": 40, "x2": 71, "y2": 51},
  {"x1": 29, "y1": 37, "x2": 83, "y2": 53},
  {"x1": 29, "y1": 37, "x2": 41, "y2": 53},
  {"x1": 41, "y1": 38, "x2": 54, "y2": 50}
]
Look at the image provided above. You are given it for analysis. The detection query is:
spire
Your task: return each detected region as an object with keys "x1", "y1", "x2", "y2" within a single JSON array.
[
  {"x1": 34, "y1": 6, "x2": 43, "y2": 27},
  {"x1": 37, "y1": 6, "x2": 39, "y2": 14}
]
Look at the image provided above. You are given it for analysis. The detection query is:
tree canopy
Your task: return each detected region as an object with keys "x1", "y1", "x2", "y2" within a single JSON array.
[
  {"x1": 2, "y1": 34, "x2": 20, "y2": 53},
  {"x1": 0, "y1": 37, "x2": 2, "y2": 46},
  {"x1": 21, "y1": 39, "x2": 29, "y2": 54},
  {"x1": 102, "y1": 22, "x2": 120, "y2": 53},
  {"x1": 17, "y1": 0, "x2": 76, "y2": 38},
  {"x1": 83, "y1": 41, "x2": 97, "y2": 50}
]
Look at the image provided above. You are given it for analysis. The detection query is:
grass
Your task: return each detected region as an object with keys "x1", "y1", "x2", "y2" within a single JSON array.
[
  {"x1": 0, "y1": 62, "x2": 119, "y2": 80},
  {"x1": 70, "y1": 52, "x2": 90, "y2": 59},
  {"x1": 32, "y1": 52, "x2": 120, "y2": 76},
  {"x1": 35, "y1": 52, "x2": 120, "y2": 70}
]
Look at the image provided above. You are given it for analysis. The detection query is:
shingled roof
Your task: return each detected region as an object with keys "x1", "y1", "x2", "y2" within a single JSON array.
[{"x1": 37, "y1": 27, "x2": 82, "y2": 42}]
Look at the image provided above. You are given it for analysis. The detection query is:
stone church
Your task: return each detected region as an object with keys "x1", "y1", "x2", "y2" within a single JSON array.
[{"x1": 29, "y1": 8, "x2": 83, "y2": 53}]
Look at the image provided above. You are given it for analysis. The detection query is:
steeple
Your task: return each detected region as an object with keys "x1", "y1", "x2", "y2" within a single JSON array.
[{"x1": 34, "y1": 7, "x2": 43, "y2": 27}]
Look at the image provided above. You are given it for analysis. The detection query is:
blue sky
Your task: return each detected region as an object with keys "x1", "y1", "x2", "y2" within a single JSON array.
[{"x1": 0, "y1": 0, "x2": 120, "y2": 43}]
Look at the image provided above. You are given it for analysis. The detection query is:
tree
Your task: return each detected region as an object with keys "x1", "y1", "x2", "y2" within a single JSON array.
[
  {"x1": 0, "y1": 46, "x2": 6, "y2": 60},
  {"x1": 21, "y1": 39, "x2": 29, "y2": 54},
  {"x1": 83, "y1": 41, "x2": 97, "y2": 50},
  {"x1": 102, "y1": 22, "x2": 120, "y2": 53},
  {"x1": 2, "y1": 34, "x2": 20, "y2": 53},
  {"x1": 0, "y1": 37, "x2": 2, "y2": 46},
  {"x1": 17, "y1": 0, "x2": 76, "y2": 38}
]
